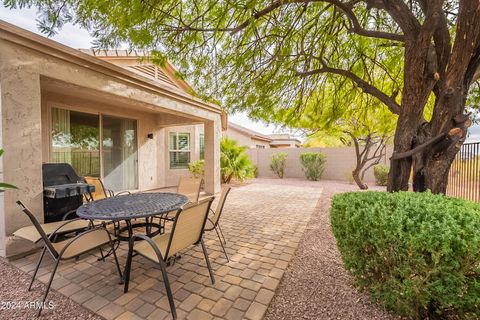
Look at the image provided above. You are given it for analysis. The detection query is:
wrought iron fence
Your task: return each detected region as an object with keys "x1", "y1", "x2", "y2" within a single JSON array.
[{"x1": 447, "y1": 142, "x2": 480, "y2": 202}]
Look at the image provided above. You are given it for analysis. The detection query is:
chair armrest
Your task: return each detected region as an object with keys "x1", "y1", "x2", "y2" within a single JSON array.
[
  {"x1": 56, "y1": 226, "x2": 113, "y2": 259},
  {"x1": 48, "y1": 218, "x2": 92, "y2": 241},
  {"x1": 129, "y1": 233, "x2": 166, "y2": 263},
  {"x1": 115, "y1": 190, "x2": 132, "y2": 196},
  {"x1": 61, "y1": 209, "x2": 78, "y2": 221}
]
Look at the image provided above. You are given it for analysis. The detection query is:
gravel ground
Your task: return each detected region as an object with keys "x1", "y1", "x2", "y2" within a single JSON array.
[
  {"x1": 0, "y1": 257, "x2": 103, "y2": 320},
  {"x1": 261, "y1": 178, "x2": 403, "y2": 320}
]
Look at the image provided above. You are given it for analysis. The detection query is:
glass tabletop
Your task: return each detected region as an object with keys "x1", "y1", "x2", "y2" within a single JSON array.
[{"x1": 76, "y1": 192, "x2": 189, "y2": 220}]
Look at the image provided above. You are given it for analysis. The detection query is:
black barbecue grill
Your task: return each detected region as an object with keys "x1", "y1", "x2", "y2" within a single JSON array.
[{"x1": 42, "y1": 163, "x2": 95, "y2": 223}]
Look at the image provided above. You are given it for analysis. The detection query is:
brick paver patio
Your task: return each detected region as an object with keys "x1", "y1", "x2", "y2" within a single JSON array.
[{"x1": 11, "y1": 183, "x2": 322, "y2": 319}]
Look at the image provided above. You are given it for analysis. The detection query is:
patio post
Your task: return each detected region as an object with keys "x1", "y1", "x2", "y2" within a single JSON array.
[
  {"x1": 0, "y1": 69, "x2": 43, "y2": 257},
  {"x1": 203, "y1": 119, "x2": 221, "y2": 194}
]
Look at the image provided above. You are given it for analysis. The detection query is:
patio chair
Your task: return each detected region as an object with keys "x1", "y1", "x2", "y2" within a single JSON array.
[
  {"x1": 13, "y1": 212, "x2": 91, "y2": 244},
  {"x1": 177, "y1": 176, "x2": 202, "y2": 203},
  {"x1": 83, "y1": 176, "x2": 131, "y2": 201},
  {"x1": 16, "y1": 201, "x2": 123, "y2": 317},
  {"x1": 159, "y1": 176, "x2": 203, "y2": 224},
  {"x1": 123, "y1": 197, "x2": 215, "y2": 320},
  {"x1": 204, "y1": 185, "x2": 231, "y2": 261}
]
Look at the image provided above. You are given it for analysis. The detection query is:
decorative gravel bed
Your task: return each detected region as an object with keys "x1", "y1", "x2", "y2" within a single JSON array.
[
  {"x1": 0, "y1": 257, "x2": 103, "y2": 320},
  {"x1": 261, "y1": 178, "x2": 403, "y2": 320}
]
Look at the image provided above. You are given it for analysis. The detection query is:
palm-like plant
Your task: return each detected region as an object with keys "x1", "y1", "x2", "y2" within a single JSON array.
[
  {"x1": 0, "y1": 149, "x2": 17, "y2": 191},
  {"x1": 220, "y1": 137, "x2": 255, "y2": 184}
]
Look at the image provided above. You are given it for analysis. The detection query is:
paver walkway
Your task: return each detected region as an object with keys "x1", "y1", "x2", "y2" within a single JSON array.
[{"x1": 10, "y1": 182, "x2": 322, "y2": 319}]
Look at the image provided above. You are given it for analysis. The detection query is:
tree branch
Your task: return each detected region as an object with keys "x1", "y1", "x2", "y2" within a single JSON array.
[
  {"x1": 294, "y1": 65, "x2": 401, "y2": 114},
  {"x1": 325, "y1": 0, "x2": 404, "y2": 41},
  {"x1": 367, "y1": 0, "x2": 421, "y2": 38}
]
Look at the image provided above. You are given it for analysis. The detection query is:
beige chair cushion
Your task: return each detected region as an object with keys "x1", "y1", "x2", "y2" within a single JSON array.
[
  {"x1": 52, "y1": 229, "x2": 111, "y2": 259},
  {"x1": 134, "y1": 233, "x2": 170, "y2": 262},
  {"x1": 13, "y1": 219, "x2": 92, "y2": 243}
]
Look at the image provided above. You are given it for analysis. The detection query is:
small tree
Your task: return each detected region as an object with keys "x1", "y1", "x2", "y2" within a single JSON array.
[
  {"x1": 220, "y1": 137, "x2": 255, "y2": 183},
  {"x1": 299, "y1": 152, "x2": 326, "y2": 181},
  {"x1": 270, "y1": 152, "x2": 288, "y2": 178},
  {"x1": 305, "y1": 94, "x2": 395, "y2": 189}
]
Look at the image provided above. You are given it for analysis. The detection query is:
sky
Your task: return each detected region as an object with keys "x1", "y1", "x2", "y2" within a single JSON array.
[{"x1": 0, "y1": 5, "x2": 479, "y2": 143}]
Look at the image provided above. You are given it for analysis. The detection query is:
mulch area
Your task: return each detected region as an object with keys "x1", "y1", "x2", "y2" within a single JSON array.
[
  {"x1": 0, "y1": 257, "x2": 103, "y2": 320},
  {"x1": 261, "y1": 178, "x2": 403, "y2": 320}
]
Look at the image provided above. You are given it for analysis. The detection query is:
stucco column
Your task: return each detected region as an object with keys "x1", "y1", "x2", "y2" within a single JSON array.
[
  {"x1": 0, "y1": 69, "x2": 43, "y2": 257},
  {"x1": 204, "y1": 119, "x2": 221, "y2": 194}
]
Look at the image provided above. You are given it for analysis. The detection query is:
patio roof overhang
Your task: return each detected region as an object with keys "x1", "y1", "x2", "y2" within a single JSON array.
[{"x1": 0, "y1": 19, "x2": 222, "y2": 117}]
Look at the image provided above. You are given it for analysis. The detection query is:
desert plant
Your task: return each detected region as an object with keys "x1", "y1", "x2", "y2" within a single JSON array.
[
  {"x1": 0, "y1": 149, "x2": 16, "y2": 191},
  {"x1": 373, "y1": 165, "x2": 389, "y2": 186},
  {"x1": 299, "y1": 152, "x2": 326, "y2": 181},
  {"x1": 344, "y1": 169, "x2": 355, "y2": 184},
  {"x1": 253, "y1": 165, "x2": 259, "y2": 178},
  {"x1": 220, "y1": 137, "x2": 255, "y2": 183},
  {"x1": 331, "y1": 191, "x2": 480, "y2": 319},
  {"x1": 188, "y1": 159, "x2": 204, "y2": 178},
  {"x1": 270, "y1": 152, "x2": 288, "y2": 178}
]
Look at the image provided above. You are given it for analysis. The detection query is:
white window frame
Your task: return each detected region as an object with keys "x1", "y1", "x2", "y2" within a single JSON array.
[{"x1": 169, "y1": 132, "x2": 191, "y2": 169}]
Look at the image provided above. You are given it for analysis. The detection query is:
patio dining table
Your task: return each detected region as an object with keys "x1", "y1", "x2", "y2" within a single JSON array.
[{"x1": 76, "y1": 192, "x2": 189, "y2": 241}]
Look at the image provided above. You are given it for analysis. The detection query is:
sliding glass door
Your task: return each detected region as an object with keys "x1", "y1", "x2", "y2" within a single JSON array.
[
  {"x1": 51, "y1": 108, "x2": 100, "y2": 177},
  {"x1": 102, "y1": 115, "x2": 138, "y2": 191},
  {"x1": 51, "y1": 107, "x2": 138, "y2": 191}
]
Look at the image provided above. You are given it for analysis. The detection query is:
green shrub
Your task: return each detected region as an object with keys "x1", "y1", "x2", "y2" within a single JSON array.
[
  {"x1": 253, "y1": 165, "x2": 259, "y2": 178},
  {"x1": 270, "y1": 152, "x2": 288, "y2": 178},
  {"x1": 188, "y1": 159, "x2": 204, "y2": 178},
  {"x1": 299, "y1": 152, "x2": 326, "y2": 181},
  {"x1": 373, "y1": 165, "x2": 389, "y2": 186},
  {"x1": 344, "y1": 169, "x2": 354, "y2": 184},
  {"x1": 331, "y1": 191, "x2": 480, "y2": 319},
  {"x1": 220, "y1": 137, "x2": 255, "y2": 183}
]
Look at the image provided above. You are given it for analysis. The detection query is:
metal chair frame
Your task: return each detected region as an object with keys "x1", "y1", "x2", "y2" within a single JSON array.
[
  {"x1": 123, "y1": 197, "x2": 215, "y2": 320},
  {"x1": 83, "y1": 176, "x2": 131, "y2": 202},
  {"x1": 16, "y1": 201, "x2": 123, "y2": 317},
  {"x1": 204, "y1": 186, "x2": 231, "y2": 261}
]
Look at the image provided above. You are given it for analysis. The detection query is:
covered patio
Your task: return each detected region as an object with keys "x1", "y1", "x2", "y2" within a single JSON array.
[
  {"x1": 0, "y1": 20, "x2": 223, "y2": 258},
  {"x1": 7, "y1": 182, "x2": 321, "y2": 320}
]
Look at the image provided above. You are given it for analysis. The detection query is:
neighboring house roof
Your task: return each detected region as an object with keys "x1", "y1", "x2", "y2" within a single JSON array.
[
  {"x1": 0, "y1": 20, "x2": 221, "y2": 115},
  {"x1": 267, "y1": 134, "x2": 302, "y2": 145},
  {"x1": 77, "y1": 49, "x2": 194, "y2": 93},
  {"x1": 227, "y1": 122, "x2": 273, "y2": 143}
]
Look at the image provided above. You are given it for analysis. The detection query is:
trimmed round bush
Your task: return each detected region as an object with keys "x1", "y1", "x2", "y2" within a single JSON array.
[
  {"x1": 331, "y1": 191, "x2": 480, "y2": 319},
  {"x1": 373, "y1": 165, "x2": 389, "y2": 186}
]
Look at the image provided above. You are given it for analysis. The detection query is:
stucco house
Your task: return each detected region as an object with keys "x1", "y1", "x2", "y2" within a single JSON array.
[
  {"x1": 224, "y1": 122, "x2": 273, "y2": 149},
  {"x1": 224, "y1": 123, "x2": 301, "y2": 149},
  {"x1": 0, "y1": 20, "x2": 223, "y2": 257},
  {"x1": 268, "y1": 134, "x2": 302, "y2": 148}
]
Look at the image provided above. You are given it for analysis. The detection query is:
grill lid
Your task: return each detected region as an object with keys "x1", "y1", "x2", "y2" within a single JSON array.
[
  {"x1": 43, "y1": 163, "x2": 82, "y2": 187},
  {"x1": 42, "y1": 163, "x2": 95, "y2": 199}
]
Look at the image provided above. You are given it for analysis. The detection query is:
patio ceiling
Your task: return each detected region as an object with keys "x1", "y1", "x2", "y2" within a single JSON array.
[{"x1": 41, "y1": 77, "x2": 206, "y2": 126}]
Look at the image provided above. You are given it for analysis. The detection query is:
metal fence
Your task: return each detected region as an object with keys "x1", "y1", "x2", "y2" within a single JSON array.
[{"x1": 447, "y1": 142, "x2": 480, "y2": 202}]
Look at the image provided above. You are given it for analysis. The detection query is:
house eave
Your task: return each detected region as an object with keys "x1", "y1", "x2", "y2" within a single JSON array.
[{"x1": 0, "y1": 19, "x2": 222, "y2": 115}]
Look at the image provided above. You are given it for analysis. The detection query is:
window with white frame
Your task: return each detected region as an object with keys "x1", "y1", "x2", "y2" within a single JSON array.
[{"x1": 169, "y1": 132, "x2": 191, "y2": 169}]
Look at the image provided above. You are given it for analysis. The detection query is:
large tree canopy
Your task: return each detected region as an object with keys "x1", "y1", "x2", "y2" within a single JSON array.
[{"x1": 6, "y1": 0, "x2": 480, "y2": 193}]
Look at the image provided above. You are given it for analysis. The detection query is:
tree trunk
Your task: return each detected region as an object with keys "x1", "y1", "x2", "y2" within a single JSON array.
[
  {"x1": 352, "y1": 168, "x2": 368, "y2": 190},
  {"x1": 387, "y1": 0, "x2": 480, "y2": 193}
]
